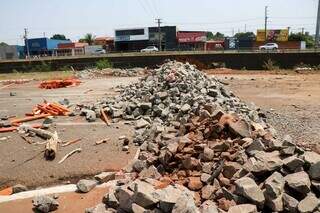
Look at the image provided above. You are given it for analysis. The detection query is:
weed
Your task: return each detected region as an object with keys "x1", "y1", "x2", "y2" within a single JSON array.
[
  {"x1": 263, "y1": 59, "x2": 279, "y2": 70},
  {"x1": 96, "y1": 59, "x2": 112, "y2": 70}
]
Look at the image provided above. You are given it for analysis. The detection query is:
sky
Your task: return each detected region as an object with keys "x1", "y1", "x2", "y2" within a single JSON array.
[{"x1": 0, "y1": 0, "x2": 318, "y2": 45}]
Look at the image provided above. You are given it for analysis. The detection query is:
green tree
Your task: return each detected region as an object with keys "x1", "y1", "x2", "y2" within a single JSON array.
[
  {"x1": 0, "y1": 42, "x2": 9, "y2": 46},
  {"x1": 51, "y1": 34, "x2": 68, "y2": 40},
  {"x1": 207, "y1": 32, "x2": 225, "y2": 40},
  {"x1": 289, "y1": 32, "x2": 315, "y2": 48},
  {"x1": 234, "y1": 32, "x2": 256, "y2": 40},
  {"x1": 80, "y1": 33, "x2": 95, "y2": 45}
]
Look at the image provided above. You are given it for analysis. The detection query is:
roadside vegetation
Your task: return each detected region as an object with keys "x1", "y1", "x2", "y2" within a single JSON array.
[{"x1": 95, "y1": 59, "x2": 113, "y2": 70}]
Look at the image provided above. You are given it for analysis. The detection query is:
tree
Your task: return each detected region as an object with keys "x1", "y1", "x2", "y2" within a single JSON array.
[
  {"x1": 289, "y1": 32, "x2": 315, "y2": 48},
  {"x1": 234, "y1": 32, "x2": 256, "y2": 40},
  {"x1": 207, "y1": 32, "x2": 225, "y2": 40},
  {"x1": 80, "y1": 33, "x2": 95, "y2": 45},
  {"x1": 0, "y1": 42, "x2": 9, "y2": 46},
  {"x1": 51, "y1": 34, "x2": 68, "y2": 40}
]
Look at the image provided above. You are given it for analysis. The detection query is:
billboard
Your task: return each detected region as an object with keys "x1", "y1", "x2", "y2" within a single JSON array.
[
  {"x1": 257, "y1": 29, "x2": 289, "y2": 42},
  {"x1": 177, "y1": 32, "x2": 207, "y2": 43}
]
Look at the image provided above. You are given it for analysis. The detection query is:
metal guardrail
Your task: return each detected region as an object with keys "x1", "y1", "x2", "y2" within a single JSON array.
[{"x1": 0, "y1": 49, "x2": 319, "y2": 63}]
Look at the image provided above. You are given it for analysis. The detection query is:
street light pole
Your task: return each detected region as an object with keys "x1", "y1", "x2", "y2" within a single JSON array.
[
  {"x1": 315, "y1": 0, "x2": 320, "y2": 48},
  {"x1": 155, "y1": 18, "x2": 162, "y2": 51}
]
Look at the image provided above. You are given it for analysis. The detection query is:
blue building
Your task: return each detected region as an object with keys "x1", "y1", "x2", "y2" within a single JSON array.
[{"x1": 25, "y1": 38, "x2": 71, "y2": 56}]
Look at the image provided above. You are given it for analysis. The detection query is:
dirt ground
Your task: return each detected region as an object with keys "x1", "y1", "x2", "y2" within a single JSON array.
[
  {"x1": 211, "y1": 70, "x2": 320, "y2": 150},
  {"x1": 0, "y1": 69, "x2": 320, "y2": 212},
  {"x1": 0, "y1": 77, "x2": 139, "y2": 190}
]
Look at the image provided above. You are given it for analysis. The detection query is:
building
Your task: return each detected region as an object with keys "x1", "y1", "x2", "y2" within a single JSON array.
[
  {"x1": 177, "y1": 31, "x2": 207, "y2": 50},
  {"x1": 94, "y1": 37, "x2": 114, "y2": 52},
  {"x1": 0, "y1": 43, "x2": 24, "y2": 60},
  {"x1": 55, "y1": 42, "x2": 88, "y2": 56},
  {"x1": 114, "y1": 26, "x2": 177, "y2": 51},
  {"x1": 25, "y1": 38, "x2": 71, "y2": 56}
]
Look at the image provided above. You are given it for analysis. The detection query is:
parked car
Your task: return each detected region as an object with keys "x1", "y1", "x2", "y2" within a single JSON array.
[
  {"x1": 140, "y1": 46, "x2": 159, "y2": 53},
  {"x1": 259, "y1": 43, "x2": 279, "y2": 50},
  {"x1": 94, "y1": 49, "x2": 106, "y2": 54}
]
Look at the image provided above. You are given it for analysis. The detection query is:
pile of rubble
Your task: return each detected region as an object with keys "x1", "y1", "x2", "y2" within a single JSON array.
[
  {"x1": 79, "y1": 61, "x2": 320, "y2": 212},
  {"x1": 75, "y1": 67, "x2": 147, "y2": 79}
]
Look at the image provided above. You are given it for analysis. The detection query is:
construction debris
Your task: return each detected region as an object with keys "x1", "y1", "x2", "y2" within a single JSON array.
[
  {"x1": 44, "y1": 131, "x2": 60, "y2": 160},
  {"x1": 61, "y1": 138, "x2": 82, "y2": 147},
  {"x1": 75, "y1": 67, "x2": 147, "y2": 79},
  {"x1": 95, "y1": 138, "x2": 110, "y2": 145},
  {"x1": 80, "y1": 61, "x2": 320, "y2": 212},
  {"x1": 28, "y1": 101, "x2": 70, "y2": 116},
  {"x1": 39, "y1": 78, "x2": 81, "y2": 89},
  {"x1": 58, "y1": 148, "x2": 82, "y2": 164},
  {"x1": 32, "y1": 195, "x2": 59, "y2": 213}
]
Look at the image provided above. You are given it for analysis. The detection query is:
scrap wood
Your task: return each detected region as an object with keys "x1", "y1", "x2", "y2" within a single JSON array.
[
  {"x1": 21, "y1": 126, "x2": 54, "y2": 139},
  {"x1": 10, "y1": 114, "x2": 50, "y2": 124},
  {"x1": 100, "y1": 108, "x2": 110, "y2": 126},
  {"x1": 39, "y1": 79, "x2": 81, "y2": 89},
  {"x1": 61, "y1": 138, "x2": 82, "y2": 147},
  {"x1": 58, "y1": 148, "x2": 82, "y2": 164},
  {"x1": 0, "y1": 123, "x2": 42, "y2": 133},
  {"x1": 29, "y1": 102, "x2": 70, "y2": 116},
  {"x1": 95, "y1": 138, "x2": 110, "y2": 145},
  {"x1": 44, "y1": 131, "x2": 60, "y2": 160}
]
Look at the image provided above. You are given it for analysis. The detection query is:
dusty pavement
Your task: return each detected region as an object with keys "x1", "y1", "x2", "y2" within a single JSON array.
[
  {"x1": 0, "y1": 77, "x2": 139, "y2": 190},
  {"x1": 212, "y1": 70, "x2": 320, "y2": 150}
]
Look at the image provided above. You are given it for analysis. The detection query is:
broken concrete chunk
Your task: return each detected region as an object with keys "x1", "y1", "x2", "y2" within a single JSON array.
[
  {"x1": 228, "y1": 204, "x2": 257, "y2": 213},
  {"x1": 172, "y1": 193, "x2": 198, "y2": 213},
  {"x1": 264, "y1": 171, "x2": 285, "y2": 199},
  {"x1": 235, "y1": 177, "x2": 265, "y2": 206},
  {"x1": 103, "y1": 191, "x2": 119, "y2": 209},
  {"x1": 135, "y1": 118, "x2": 150, "y2": 129},
  {"x1": 302, "y1": 151, "x2": 320, "y2": 166},
  {"x1": 283, "y1": 193, "x2": 299, "y2": 213},
  {"x1": 32, "y1": 195, "x2": 59, "y2": 213},
  {"x1": 132, "y1": 180, "x2": 158, "y2": 208},
  {"x1": 85, "y1": 203, "x2": 109, "y2": 213},
  {"x1": 309, "y1": 161, "x2": 320, "y2": 180},
  {"x1": 298, "y1": 193, "x2": 320, "y2": 213},
  {"x1": 283, "y1": 156, "x2": 304, "y2": 172},
  {"x1": 94, "y1": 172, "x2": 116, "y2": 183},
  {"x1": 139, "y1": 165, "x2": 161, "y2": 180},
  {"x1": 228, "y1": 119, "x2": 251, "y2": 138},
  {"x1": 199, "y1": 200, "x2": 219, "y2": 213},
  {"x1": 76, "y1": 179, "x2": 97, "y2": 193},
  {"x1": 284, "y1": 171, "x2": 311, "y2": 194},
  {"x1": 12, "y1": 184, "x2": 28, "y2": 194}
]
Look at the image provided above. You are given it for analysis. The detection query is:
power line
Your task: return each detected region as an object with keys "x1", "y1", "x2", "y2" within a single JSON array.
[{"x1": 138, "y1": 0, "x2": 154, "y2": 19}]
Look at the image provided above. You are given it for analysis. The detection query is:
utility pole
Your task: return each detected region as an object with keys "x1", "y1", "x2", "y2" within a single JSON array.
[
  {"x1": 265, "y1": 6, "x2": 268, "y2": 41},
  {"x1": 155, "y1": 18, "x2": 162, "y2": 51},
  {"x1": 315, "y1": 0, "x2": 320, "y2": 48},
  {"x1": 24, "y1": 28, "x2": 30, "y2": 59},
  {"x1": 244, "y1": 24, "x2": 247, "y2": 33}
]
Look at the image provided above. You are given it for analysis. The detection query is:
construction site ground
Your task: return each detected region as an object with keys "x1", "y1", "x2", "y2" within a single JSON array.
[{"x1": 0, "y1": 69, "x2": 320, "y2": 212}]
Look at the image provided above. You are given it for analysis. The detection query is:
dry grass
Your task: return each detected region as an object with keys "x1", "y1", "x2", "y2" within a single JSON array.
[{"x1": 0, "y1": 71, "x2": 74, "y2": 81}]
